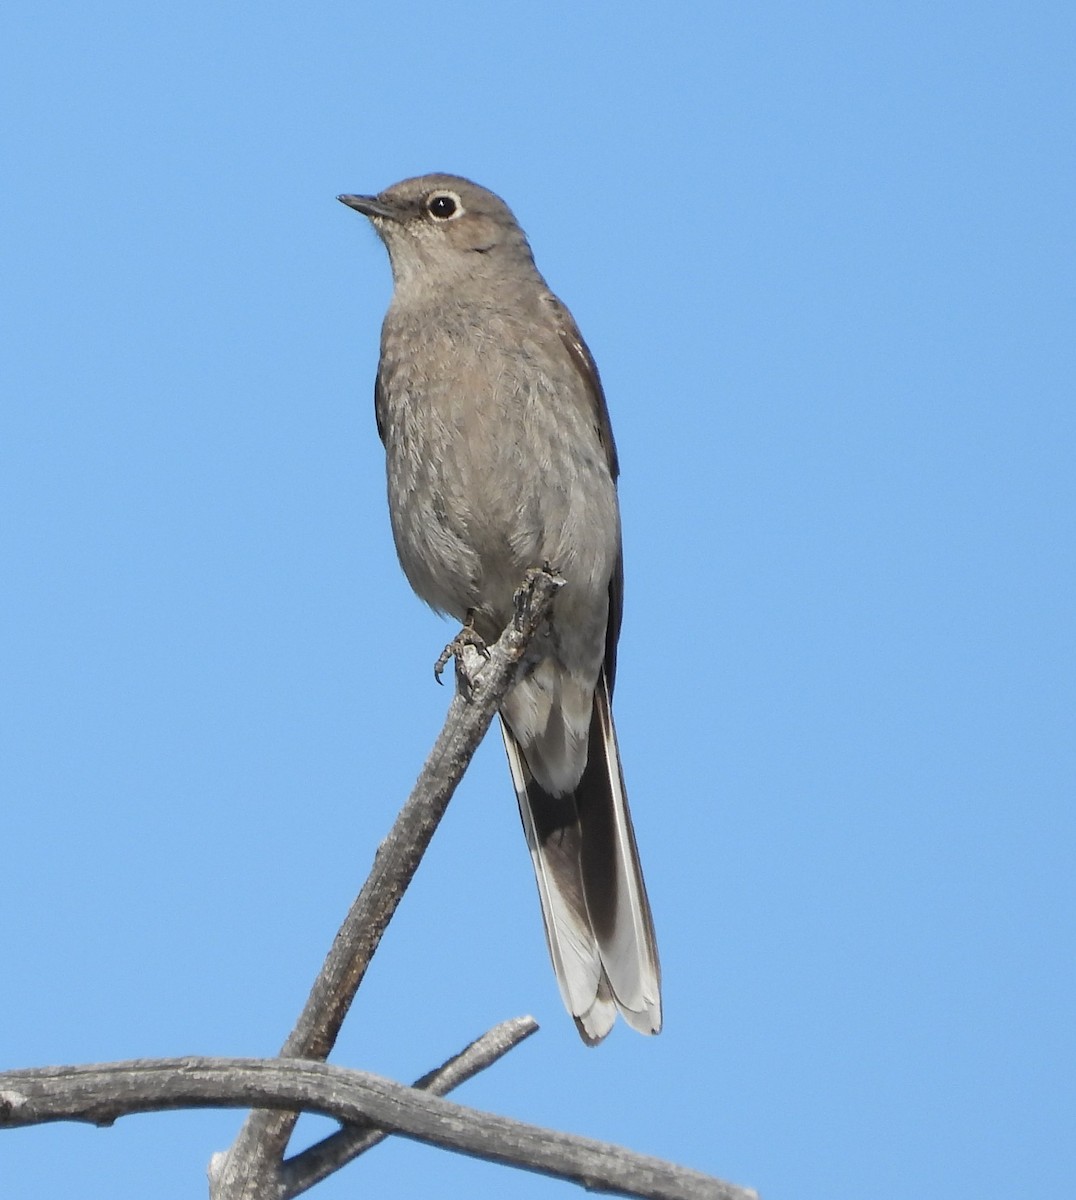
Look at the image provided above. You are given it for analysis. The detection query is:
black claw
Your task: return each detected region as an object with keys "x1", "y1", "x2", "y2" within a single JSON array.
[{"x1": 433, "y1": 623, "x2": 489, "y2": 684}]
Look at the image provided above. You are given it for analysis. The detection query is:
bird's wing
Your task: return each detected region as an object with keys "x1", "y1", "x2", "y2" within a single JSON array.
[{"x1": 543, "y1": 291, "x2": 624, "y2": 691}]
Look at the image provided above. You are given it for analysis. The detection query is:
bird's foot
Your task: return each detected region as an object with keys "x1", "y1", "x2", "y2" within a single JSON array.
[
  {"x1": 433, "y1": 611, "x2": 490, "y2": 685},
  {"x1": 512, "y1": 563, "x2": 565, "y2": 632}
]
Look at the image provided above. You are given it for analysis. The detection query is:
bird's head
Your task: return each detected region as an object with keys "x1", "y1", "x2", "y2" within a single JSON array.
[{"x1": 339, "y1": 174, "x2": 537, "y2": 292}]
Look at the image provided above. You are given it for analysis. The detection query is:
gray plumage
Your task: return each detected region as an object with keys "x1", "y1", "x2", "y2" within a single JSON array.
[{"x1": 339, "y1": 175, "x2": 661, "y2": 1043}]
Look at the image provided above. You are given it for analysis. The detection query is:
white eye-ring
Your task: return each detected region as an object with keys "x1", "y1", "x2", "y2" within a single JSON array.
[{"x1": 426, "y1": 190, "x2": 464, "y2": 220}]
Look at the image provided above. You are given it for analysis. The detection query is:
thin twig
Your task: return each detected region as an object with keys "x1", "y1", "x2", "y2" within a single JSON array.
[
  {"x1": 0, "y1": 1056, "x2": 756, "y2": 1200},
  {"x1": 280, "y1": 1016, "x2": 538, "y2": 1197},
  {"x1": 211, "y1": 568, "x2": 564, "y2": 1198}
]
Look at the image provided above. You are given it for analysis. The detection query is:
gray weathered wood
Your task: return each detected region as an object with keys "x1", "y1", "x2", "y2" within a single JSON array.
[
  {"x1": 280, "y1": 1016, "x2": 538, "y2": 1197},
  {"x1": 0, "y1": 1056, "x2": 757, "y2": 1200}
]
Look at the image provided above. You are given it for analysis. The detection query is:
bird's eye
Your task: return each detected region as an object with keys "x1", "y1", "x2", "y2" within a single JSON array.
[{"x1": 427, "y1": 192, "x2": 461, "y2": 220}]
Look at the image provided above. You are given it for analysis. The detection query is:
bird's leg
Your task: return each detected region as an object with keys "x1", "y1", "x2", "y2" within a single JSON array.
[{"x1": 433, "y1": 608, "x2": 490, "y2": 685}]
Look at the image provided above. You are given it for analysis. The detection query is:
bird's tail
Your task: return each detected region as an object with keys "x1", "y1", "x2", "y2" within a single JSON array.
[{"x1": 500, "y1": 669, "x2": 661, "y2": 1044}]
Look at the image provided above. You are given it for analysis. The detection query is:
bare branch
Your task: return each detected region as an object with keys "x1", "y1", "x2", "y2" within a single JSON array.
[
  {"x1": 212, "y1": 568, "x2": 565, "y2": 1197},
  {"x1": 0, "y1": 1056, "x2": 756, "y2": 1200},
  {"x1": 280, "y1": 1016, "x2": 538, "y2": 1197}
]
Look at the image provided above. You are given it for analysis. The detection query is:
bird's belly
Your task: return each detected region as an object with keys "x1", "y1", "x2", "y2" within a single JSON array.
[{"x1": 385, "y1": 408, "x2": 618, "y2": 639}]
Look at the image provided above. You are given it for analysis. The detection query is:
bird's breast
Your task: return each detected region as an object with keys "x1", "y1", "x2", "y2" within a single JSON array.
[{"x1": 378, "y1": 303, "x2": 619, "y2": 634}]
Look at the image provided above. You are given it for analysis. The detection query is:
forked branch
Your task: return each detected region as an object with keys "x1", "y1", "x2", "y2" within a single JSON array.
[
  {"x1": 211, "y1": 566, "x2": 565, "y2": 1196},
  {"x1": 1, "y1": 568, "x2": 758, "y2": 1200}
]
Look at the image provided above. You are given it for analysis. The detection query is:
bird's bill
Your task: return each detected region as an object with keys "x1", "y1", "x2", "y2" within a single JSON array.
[{"x1": 337, "y1": 193, "x2": 395, "y2": 219}]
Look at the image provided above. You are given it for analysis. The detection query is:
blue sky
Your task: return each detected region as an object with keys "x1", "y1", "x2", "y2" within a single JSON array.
[{"x1": 3, "y1": 2, "x2": 1074, "y2": 1197}]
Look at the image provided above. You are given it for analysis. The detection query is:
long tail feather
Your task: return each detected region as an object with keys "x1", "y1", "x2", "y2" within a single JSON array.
[{"x1": 500, "y1": 667, "x2": 661, "y2": 1043}]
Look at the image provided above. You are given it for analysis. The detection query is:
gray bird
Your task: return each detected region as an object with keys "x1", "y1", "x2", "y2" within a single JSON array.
[{"x1": 339, "y1": 174, "x2": 661, "y2": 1043}]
